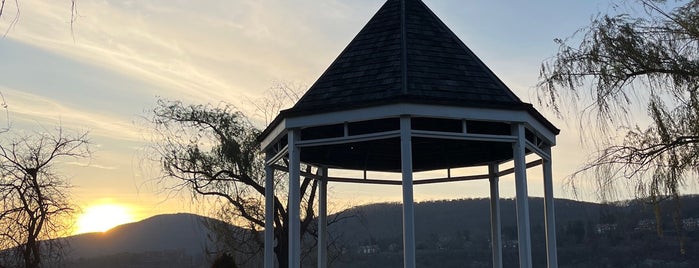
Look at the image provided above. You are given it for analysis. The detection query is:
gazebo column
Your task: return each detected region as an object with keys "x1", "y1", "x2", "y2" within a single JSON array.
[
  {"x1": 400, "y1": 116, "x2": 416, "y2": 268},
  {"x1": 317, "y1": 167, "x2": 329, "y2": 268},
  {"x1": 264, "y1": 151, "x2": 275, "y2": 268},
  {"x1": 543, "y1": 146, "x2": 558, "y2": 268},
  {"x1": 488, "y1": 163, "x2": 503, "y2": 268},
  {"x1": 512, "y1": 123, "x2": 532, "y2": 268},
  {"x1": 288, "y1": 129, "x2": 301, "y2": 268}
]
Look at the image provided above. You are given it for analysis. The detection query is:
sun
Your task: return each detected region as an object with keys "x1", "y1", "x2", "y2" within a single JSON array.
[{"x1": 74, "y1": 204, "x2": 135, "y2": 234}]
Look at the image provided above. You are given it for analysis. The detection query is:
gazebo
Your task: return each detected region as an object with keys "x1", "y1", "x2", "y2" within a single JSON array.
[{"x1": 259, "y1": 0, "x2": 560, "y2": 267}]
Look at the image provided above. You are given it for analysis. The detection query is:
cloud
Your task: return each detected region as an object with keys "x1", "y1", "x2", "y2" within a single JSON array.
[
  {"x1": 3, "y1": 1, "x2": 380, "y2": 112},
  {"x1": 64, "y1": 161, "x2": 118, "y2": 170},
  {"x1": 2, "y1": 87, "x2": 143, "y2": 142}
]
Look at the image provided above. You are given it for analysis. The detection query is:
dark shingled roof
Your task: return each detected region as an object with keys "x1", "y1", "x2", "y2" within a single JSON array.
[
  {"x1": 265, "y1": 0, "x2": 558, "y2": 137},
  {"x1": 260, "y1": 0, "x2": 561, "y2": 172},
  {"x1": 286, "y1": 0, "x2": 526, "y2": 114}
]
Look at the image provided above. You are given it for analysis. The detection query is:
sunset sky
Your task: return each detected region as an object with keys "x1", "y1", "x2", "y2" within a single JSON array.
[{"x1": 2, "y1": 0, "x2": 694, "y2": 231}]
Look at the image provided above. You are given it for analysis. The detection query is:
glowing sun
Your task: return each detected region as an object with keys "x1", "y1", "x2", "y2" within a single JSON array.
[{"x1": 75, "y1": 204, "x2": 135, "y2": 234}]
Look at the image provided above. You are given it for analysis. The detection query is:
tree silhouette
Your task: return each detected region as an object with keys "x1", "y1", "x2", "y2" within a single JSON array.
[
  {"x1": 211, "y1": 253, "x2": 237, "y2": 268},
  {"x1": 0, "y1": 0, "x2": 77, "y2": 36},
  {"x1": 149, "y1": 99, "x2": 331, "y2": 267},
  {"x1": 0, "y1": 127, "x2": 89, "y2": 268},
  {"x1": 538, "y1": 0, "x2": 699, "y2": 254}
]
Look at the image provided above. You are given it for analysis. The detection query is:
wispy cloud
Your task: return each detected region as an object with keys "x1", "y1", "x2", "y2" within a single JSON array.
[
  {"x1": 64, "y1": 161, "x2": 118, "y2": 170},
  {"x1": 2, "y1": 87, "x2": 143, "y2": 142},
  {"x1": 4, "y1": 0, "x2": 380, "y2": 112}
]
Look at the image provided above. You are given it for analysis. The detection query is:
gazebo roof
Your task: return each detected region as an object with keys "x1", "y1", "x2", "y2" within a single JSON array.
[
  {"x1": 260, "y1": 0, "x2": 558, "y2": 172},
  {"x1": 270, "y1": 0, "x2": 557, "y2": 134}
]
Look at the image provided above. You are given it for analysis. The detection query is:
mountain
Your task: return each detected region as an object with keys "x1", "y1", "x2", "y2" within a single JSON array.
[
  {"x1": 5, "y1": 196, "x2": 698, "y2": 267},
  {"x1": 61, "y1": 213, "x2": 223, "y2": 268},
  {"x1": 65, "y1": 213, "x2": 214, "y2": 259},
  {"x1": 327, "y1": 196, "x2": 699, "y2": 268},
  {"x1": 328, "y1": 198, "x2": 605, "y2": 246}
]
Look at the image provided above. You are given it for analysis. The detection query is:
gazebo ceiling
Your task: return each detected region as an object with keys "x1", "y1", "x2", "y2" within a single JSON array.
[
  {"x1": 293, "y1": 116, "x2": 527, "y2": 172},
  {"x1": 260, "y1": 0, "x2": 558, "y2": 173},
  {"x1": 301, "y1": 137, "x2": 518, "y2": 172}
]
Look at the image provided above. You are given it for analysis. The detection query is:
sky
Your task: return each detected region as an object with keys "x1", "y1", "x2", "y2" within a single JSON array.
[{"x1": 2, "y1": 0, "x2": 694, "y2": 226}]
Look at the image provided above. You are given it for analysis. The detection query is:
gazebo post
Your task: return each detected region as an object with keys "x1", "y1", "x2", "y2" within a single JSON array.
[
  {"x1": 488, "y1": 163, "x2": 503, "y2": 268},
  {"x1": 400, "y1": 116, "x2": 416, "y2": 268},
  {"x1": 318, "y1": 167, "x2": 329, "y2": 268},
  {"x1": 543, "y1": 147, "x2": 558, "y2": 268},
  {"x1": 264, "y1": 152, "x2": 275, "y2": 268},
  {"x1": 512, "y1": 123, "x2": 532, "y2": 268},
  {"x1": 288, "y1": 129, "x2": 302, "y2": 268}
]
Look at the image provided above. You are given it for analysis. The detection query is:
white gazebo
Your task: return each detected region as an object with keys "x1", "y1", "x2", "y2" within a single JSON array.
[{"x1": 259, "y1": 0, "x2": 560, "y2": 267}]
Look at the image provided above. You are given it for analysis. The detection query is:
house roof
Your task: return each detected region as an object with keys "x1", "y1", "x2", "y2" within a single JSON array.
[{"x1": 262, "y1": 0, "x2": 558, "y2": 145}]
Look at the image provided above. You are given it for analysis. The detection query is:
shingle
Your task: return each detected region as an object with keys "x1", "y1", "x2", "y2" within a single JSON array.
[{"x1": 286, "y1": 0, "x2": 525, "y2": 114}]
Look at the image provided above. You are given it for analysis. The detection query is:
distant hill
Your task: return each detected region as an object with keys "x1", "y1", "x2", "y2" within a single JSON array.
[
  {"x1": 61, "y1": 213, "x2": 224, "y2": 268},
  {"x1": 65, "y1": 213, "x2": 214, "y2": 259},
  {"x1": 329, "y1": 198, "x2": 605, "y2": 246},
  {"x1": 327, "y1": 196, "x2": 699, "y2": 268},
  {"x1": 4, "y1": 196, "x2": 697, "y2": 267}
]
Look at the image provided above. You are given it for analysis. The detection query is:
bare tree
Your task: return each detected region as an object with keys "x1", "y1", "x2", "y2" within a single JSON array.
[
  {"x1": 539, "y1": 0, "x2": 699, "y2": 194},
  {"x1": 248, "y1": 81, "x2": 306, "y2": 126},
  {"x1": 0, "y1": 127, "x2": 89, "y2": 268},
  {"x1": 149, "y1": 98, "x2": 315, "y2": 267},
  {"x1": 149, "y1": 91, "x2": 349, "y2": 267},
  {"x1": 0, "y1": 91, "x2": 10, "y2": 134},
  {"x1": 0, "y1": 0, "x2": 77, "y2": 37},
  {"x1": 538, "y1": 0, "x2": 699, "y2": 254}
]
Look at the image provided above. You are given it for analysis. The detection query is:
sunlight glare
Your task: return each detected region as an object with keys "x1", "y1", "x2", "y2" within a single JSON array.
[{"x1": 75, "y1": 204, "x2": 134, "y2": 234}]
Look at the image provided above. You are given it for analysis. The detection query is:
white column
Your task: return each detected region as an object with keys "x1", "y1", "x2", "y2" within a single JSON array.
[
  {"x1": 318, "y1": 167, "x2": 328, "y2": 268},
  {"x1": 543, "y1": 146, "x2": 558, "y2": 268},
  {"x1": 489, "y1": 163, "x2": 503, "y2": 268},
  {"x1": 264, "y1": 151, "x2": 275, "y2": 268},
  {"x1": 400, "y1": 116, "x2": 416, "y2": 268},
  {"x1": 512, "y1": 124, "x2": 532, "y2": 268},
  {"x1": 288, "y1": 130, "x2": 301, "y2": 268}
]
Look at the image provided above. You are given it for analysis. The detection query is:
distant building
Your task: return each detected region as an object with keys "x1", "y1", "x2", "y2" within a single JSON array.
[
  {"x1": 357, "y1": 245, "x2": 380, "y2": 255},
  {"x1": 635, "y1": 219, "x2": 655, "y2": 231},
  {"x1": 387, "y1": 243, "x2": 399, "y2": 252},
  {"x1": 595, "y1": 223, "x2": 617, "y2": 234},
  {"x1": 436, "y1": 235, "x2": 452, "y2": 251},
  {"x1": 503, "y1": 240, "x2": 518, "y2": 249},
  {"x1": 682, "y1": 218, "x2": 699, "y2": 231}
]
